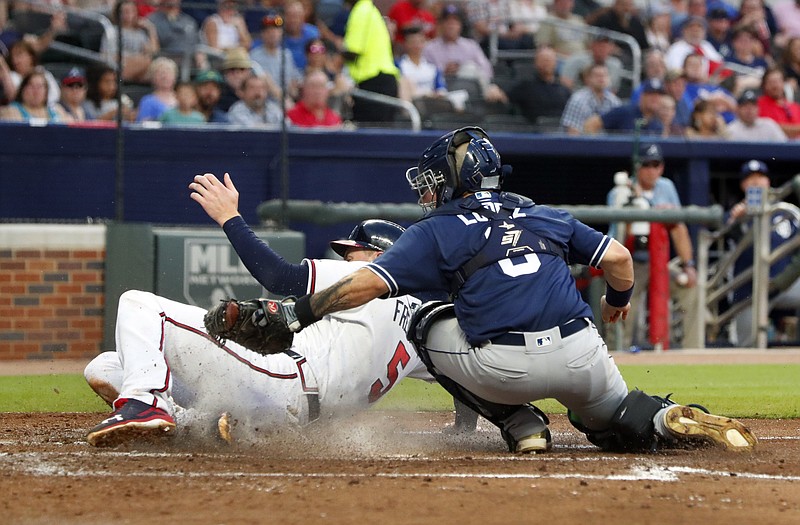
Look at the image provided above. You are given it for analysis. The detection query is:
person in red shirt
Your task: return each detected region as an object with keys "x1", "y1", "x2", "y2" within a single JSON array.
[
  {"x1": 757, "y1": 66, "x2": 800, "y2": 138},
  {"x1": 287, "y1": 69, "x2": 343, "y2": 128},
  {"x1": 387, "y1": 0, "x2": 437, "y2": 44}
]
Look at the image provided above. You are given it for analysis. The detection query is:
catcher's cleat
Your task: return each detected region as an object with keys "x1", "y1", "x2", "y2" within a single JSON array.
[
  {"x1": 217, "y1": 412, "x2": 234, "y2": 445},
  {"x1": 516, "y1": 428, "x2": 552, "y2": 454},
  {"x1": 664, "y1": 405, "x2": 757, "y2": 451},
  {"x1": 87, "y1": 399, "x2": 176, "y2": 447}
]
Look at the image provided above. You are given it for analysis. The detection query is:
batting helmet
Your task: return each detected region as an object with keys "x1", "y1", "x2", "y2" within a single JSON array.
[
  {"x1": 329, "y1": 219, "x2": 405, "y2": 257},
  {"x1": 405, "y1": 127, "x2": 505, "y2": 211}
]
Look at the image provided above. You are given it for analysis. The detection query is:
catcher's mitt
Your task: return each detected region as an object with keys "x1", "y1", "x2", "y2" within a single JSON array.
[{"x1": 204, "y1": 298, "x2": 295, "y2": 355}]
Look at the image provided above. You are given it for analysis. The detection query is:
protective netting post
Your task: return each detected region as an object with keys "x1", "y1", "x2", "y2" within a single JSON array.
[{"x1": 648, "y1": 223, "x2": 670, "y2": 350}]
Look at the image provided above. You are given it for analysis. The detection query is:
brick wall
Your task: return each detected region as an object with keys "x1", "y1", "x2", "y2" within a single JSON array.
[{"x1": 0, "y1": 225, "x2": 106, "y2": 361}]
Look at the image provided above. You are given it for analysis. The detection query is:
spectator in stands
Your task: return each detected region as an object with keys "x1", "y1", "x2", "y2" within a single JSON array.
[
  {"x1": 509, "y1": 0, "x2": 548, "y2": 34},
  {"x1": 681, "y1": 52, "x2": 737, "y2": 123},
  {"x1": 304, "y1": 38, "x2": 351, "y2": 99},
  {"x1": 287, "y1": 69, "x2": 342, "y2": 127},
  {"x1": 773, "y1": 0, "x2": 800, "y2": 51},
  {"x1": 644, "y1": 2, "x2": 672, "y2": 53},
  {"x1": 508, "y1": 47, "x2": 570, "y2": 125},
  {"x1": 85, "y1": 64, "x2": 135, "y2": 121},
  {"x1": 0, "y1": 67, "x2": 69, "y2": 122},
  {"x1": 7, "y1": 40, "x2": 59, "y2": 105},
  {"x1": 665, "y1": 16, "x2": 724, "y2": 77},
  {"x1": 342, "y1": 0, "x2": 400, "y2": 123},
  {"x1": 226, "y1": 72, "x2": 283, "y2": 125},
  {"x1": 102, "y1": 0, "x2": 159, "y2": 83},
  {"x1": 218, "y1": 47, "x2": 280, "y2": 110},
  {"x1": 158, "y1": 80, "x2": 205, "y2": 124},
  {"x1": 734, "y1": 0, "x2": 776, "y2": 57},
  {"x1": 423, "y1": 5, "x2": 494, "y2": 82},
  {"x1": 201, "y1": 0, "x2": 252, "y2": 53},
  {"x1": 588, "y1": 0, "x2": 649, "y2": 54},
  {"x1": 560, "y1": 63, "x2": 621, "y2": 134},
  {"x1": 56, "y1": 67, "x2": 92, "y2": 121},
  {"x1": 147, "y1": 0, "x2": 204, "y2": 71},
  {"x1": 671, "y1": 0, "x2": 707, "y2": 37},
  {"x1": 561, "y1": 34, "x2": 624, "y2": 93},
  {"x1": 782, "y1": 37, "x2": 800, "y2": 92},
  {"x1": 250, "y1": 12, "x2": 303, "y2": 101},
  {"x1": 630, "y1": 49, "x2": 667, "y2": 102},
  {"x1": 136, "y1": 56, "x2": 178, "y2": 122},
  {"x1": 584, "y1": 77, "x2": 666, "y2": 134},
  {"x1": 663, "y1": 68, "x2": 692, "y2": 127},
  {"x1": 283, "y1": 0, "x2": 320, "y2": 70},
  {"x1": 193, "y1": 69, "x2": 228, "y2": 122},
  {"x1": 727, "y1": 159, "x2": 800, "y2": 346},
  {"x1": 706, "y1": 7, "x2": 733, "y2": 57},
  {"x1": 684, "y1": 98, "x2": 729, "y2": 138},
  {"x1": 536, "y1": 0, "x2": 588, "y2": 59},
  {"x1": 0, "y1": 6, "x2": 66, "y2": 57},
  {"x1": 658, "y1": 93, "x2": 685, "y2": 136},
  {"x1": 0, "y1": 53, "x2": 15, "y2": 105},
  {"x1": 757, "y1": 66, "x2": 800, "y2": 138},
  {"x1": 397, "y1": 26, "x2": 447, "y2": 100},
  {"x1": 465, "y1": 0, "x2": 536, "y2": 52},
  {"x1": 727, "y1": 88, "x2": 788, "y2": 141},
  {"x1": 725, "y1": 27, "x2": 770, "y2": 73},
  {"x1": 605, "y1": 142, "x2": 699, "y2": 350},
  {"x1": 387, "y1": 0, "x2": 436, "y2": 44}
]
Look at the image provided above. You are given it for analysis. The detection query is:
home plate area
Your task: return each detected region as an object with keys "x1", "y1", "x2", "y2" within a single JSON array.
[{"x1": 1, "y1": 412, "x2": 798, "y2": 524}]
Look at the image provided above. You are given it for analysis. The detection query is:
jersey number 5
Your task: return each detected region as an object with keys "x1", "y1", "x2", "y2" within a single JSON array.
[{"x1": 368, "y1": 341, "x2": 410, "y2": 403}]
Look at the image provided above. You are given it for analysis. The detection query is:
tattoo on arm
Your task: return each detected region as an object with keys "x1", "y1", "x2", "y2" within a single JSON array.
[{"x1": 309, "y1": 275, "x2": 358, "y2": 318}]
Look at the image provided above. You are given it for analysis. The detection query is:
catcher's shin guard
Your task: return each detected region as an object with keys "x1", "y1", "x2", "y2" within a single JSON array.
[{"x1": 569, "y1": 389, "x2": 662, "y2": 452}]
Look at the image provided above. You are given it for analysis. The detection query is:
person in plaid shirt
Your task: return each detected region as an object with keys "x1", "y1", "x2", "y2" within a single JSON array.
[{"x1": 560, "y1": 63, "x2": 621, "y2": 134}]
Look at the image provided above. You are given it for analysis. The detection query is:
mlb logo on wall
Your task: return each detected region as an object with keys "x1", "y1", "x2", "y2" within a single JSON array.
[{"x1": 182, "y1": 238, "x2": 264, "y2": 307}]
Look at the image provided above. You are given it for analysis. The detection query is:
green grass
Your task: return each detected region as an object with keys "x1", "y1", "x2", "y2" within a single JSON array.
[
  {"x1": 375, "y1": 364, "x2": 800, "y2": 419},
  {"x1": 2, "y1": 365, "x2": 798, "y2": 418}
]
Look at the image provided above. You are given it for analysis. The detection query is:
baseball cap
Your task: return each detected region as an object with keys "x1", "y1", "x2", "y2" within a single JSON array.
[
  {"x1": 262, "y1": 11, "x2": 283, "y2": 28},
  {"x1": 708, "y1": 7, "x2": 729, "y2": 20},
  {"x1": 740, "y1": 159, "x2": 769, "y2": 178},
  {"x1": 62, "y1": 67, "x2": 86, "y2": 86},
  {"x1": 737, "y1": 89, "x2": 759, "y2": 105},
  {"x1": 639, "y1": 143, "x2": 664, "y2": 163},
  {"x1": 439, "y1": 4, "x2": 464, "y2": 22},
  {"x1": 682, "y1": 15, "x2": 707, "y2": 30},
  {"x1": 641, "y1": 78, "x2": 667, "y2": 94},
  {"x1": 194, "y1": 69, "x2": 223, "y2": 85},
  {"x1": 221, "y1": 47, "x2": 252, "y2": 70}
]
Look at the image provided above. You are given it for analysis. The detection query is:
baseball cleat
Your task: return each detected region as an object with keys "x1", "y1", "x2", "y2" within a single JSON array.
[
  {"x1": 516, "y1": 429, "x2": 552, "y2": 454},
  {"x1": 217, "y1": 412, "x2": 234, "y2": 445},
  {"x1": 87, "y1": 399, "x2": 176, "y2": 447},
  {"x1": 664, "y1": 405, "x2": 757, "y2": 451}
]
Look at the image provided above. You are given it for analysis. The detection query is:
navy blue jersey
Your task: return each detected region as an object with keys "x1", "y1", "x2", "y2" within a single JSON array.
[{"x1": 368, "y1": 191, "x2": 613, "y2": 344}]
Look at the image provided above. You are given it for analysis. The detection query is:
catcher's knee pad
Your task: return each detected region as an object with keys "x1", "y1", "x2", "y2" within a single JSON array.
[
  {"x1": 570, "y1": 390, "x2": 662, "y2": 452},
  {"x1": 407, "y1": 301, "x2": 453, "y2": 368}
]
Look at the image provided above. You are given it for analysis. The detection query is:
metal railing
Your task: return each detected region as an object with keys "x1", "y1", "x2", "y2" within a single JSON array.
[
  {"x1": 697, "y1": 174, "x2": 800, "y2": 348},
  {"x1": 349, "y1": 88, "x2": 422, "y2": 132},
  {"x1": 486, "y1": 16, "x2": 642, "y2": 92},
  {"x1": 12, "y1": 0, "x2": 115, "y2": 67}
]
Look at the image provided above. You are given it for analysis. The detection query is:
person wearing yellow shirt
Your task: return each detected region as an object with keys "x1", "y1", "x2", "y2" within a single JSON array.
[{"x1": 343, "y1": 0, "x2": 399, "y2": 124}]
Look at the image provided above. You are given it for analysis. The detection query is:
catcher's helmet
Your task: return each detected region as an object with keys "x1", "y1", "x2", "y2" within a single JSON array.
[
  {"x1": 406, "y1": 126, "x2": 504, "y2": 211},
  {"x1": 329, "y1": 219, "x2": 405, "y2": 257}
]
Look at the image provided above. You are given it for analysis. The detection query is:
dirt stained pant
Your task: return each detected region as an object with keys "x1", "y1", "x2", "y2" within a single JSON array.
[{"x1": 424, "y1": 317, "x2": 629, "y2": 433}]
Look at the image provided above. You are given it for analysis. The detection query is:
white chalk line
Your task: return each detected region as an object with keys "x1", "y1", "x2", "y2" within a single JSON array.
[{"x1": 2, "y1": 451, "x2": 799, "y2": 483}]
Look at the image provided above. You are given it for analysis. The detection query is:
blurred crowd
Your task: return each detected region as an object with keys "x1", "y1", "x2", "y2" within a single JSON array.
[{"x1": 0, "y1": 0, "x2": 799, "y2": 134}]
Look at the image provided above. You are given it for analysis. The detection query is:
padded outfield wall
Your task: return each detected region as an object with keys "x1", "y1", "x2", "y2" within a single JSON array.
[{"x1": 2, "y1": 123, "x2": 800, "y2": 258}]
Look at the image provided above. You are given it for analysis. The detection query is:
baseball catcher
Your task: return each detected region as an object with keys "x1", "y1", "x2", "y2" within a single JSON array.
[{"x1": 204, "y1": 297, "x2": 296, "y2": 355}]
